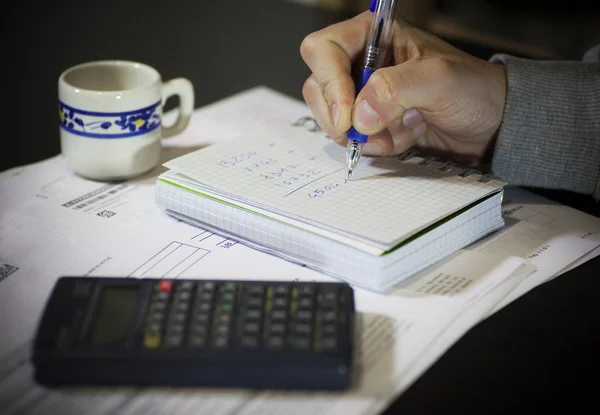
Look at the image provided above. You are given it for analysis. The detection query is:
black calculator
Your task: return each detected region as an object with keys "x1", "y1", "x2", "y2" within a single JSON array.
[{"x1": 32, "y1": 276, "x2": 356, "y2": 390}]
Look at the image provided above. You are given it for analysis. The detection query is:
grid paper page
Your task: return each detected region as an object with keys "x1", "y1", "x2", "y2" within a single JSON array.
[{"x1": 163, "y1": 123, "x2": 504, "y2": 249}]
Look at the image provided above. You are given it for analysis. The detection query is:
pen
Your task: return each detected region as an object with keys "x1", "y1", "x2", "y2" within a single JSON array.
[{"x1": 346, "y1": 0, "x2": 398, "y2": 178}]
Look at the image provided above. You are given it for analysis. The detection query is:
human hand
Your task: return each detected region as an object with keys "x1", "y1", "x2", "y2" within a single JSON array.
[{"x1": 300, "y1": 11, "x2": 507, "y2": 166}]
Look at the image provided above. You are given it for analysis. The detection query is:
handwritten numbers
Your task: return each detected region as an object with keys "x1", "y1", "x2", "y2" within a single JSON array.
[
  {"x1": 308, "y1": 179, "x2": 348, "y2": 198},
  {"x1": 216, "y1": 151, "x2": 257, "y2": 168}
]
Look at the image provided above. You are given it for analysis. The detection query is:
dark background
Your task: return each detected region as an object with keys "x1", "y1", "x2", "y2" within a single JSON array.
[{"x1": 2, "y1": 0, "x2": 599, "y2": 413}]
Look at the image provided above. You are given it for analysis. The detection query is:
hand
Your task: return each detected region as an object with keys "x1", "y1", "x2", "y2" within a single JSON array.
[{"x1": 300, "y1": 12, "x2": 507, "y2": 166}]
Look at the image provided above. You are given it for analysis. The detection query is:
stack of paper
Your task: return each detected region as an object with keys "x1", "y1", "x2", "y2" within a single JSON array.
[{"x1": 1, "y1": 86, "x2": 599, "y2": 415}]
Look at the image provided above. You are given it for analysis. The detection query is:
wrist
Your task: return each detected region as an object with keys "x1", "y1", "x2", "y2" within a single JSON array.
[{"x1": 480, "y1": 62, "x2": 507, "y2": 163}]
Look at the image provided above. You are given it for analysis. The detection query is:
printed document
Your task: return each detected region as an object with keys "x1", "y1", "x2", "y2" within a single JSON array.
[{"x1": 1, "y1": 86, "x2": 599, "y2": 415}]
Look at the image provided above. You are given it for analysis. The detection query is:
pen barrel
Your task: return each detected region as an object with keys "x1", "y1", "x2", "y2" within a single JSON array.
[{"x1": 365, "y1": 0, "x2": 398, "y2": 69}]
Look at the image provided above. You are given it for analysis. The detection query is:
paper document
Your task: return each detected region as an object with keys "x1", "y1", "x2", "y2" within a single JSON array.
[{"x1": 1, "y1": 86, "x2": 599, "y2": 415}]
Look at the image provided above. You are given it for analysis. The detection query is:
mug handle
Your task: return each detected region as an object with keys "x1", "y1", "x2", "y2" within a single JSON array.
[{"x1": 161, "y1": 78, "x2": 194, "y2": 138}]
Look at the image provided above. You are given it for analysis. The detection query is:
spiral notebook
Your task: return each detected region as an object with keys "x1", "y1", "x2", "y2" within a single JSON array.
[{"x1": 155, "y1": 96, "x2": 506, "y2": 293}]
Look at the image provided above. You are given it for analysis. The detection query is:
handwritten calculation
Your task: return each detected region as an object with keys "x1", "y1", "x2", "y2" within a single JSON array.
[{"x1": 214, "y1": 142, "x2": 347, "y2": 199}]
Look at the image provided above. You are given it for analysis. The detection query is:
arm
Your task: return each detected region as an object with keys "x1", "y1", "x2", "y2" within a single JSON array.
[{"x1": 489, "y1": 46, "x2": 600, "y2": 200}]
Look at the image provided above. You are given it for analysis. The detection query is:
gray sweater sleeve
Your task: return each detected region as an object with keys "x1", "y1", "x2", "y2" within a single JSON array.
[{"x1": 489, "y1": 46, "x2": 600, "y2": 201}]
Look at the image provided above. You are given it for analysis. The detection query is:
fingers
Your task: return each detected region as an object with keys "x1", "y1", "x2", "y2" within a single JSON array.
[
  {"x1": 300, "y1": 12, "x2": 374, "y2": 139},
  {"x1": 302, "y1": 75, "x2": 337, "y2": 139},
  {"x1": 361, "y1": 112, "x2": 427, "y2": 157},
  {"x1": 352, "y1": 58, "x2": 451, "y2": 136}
]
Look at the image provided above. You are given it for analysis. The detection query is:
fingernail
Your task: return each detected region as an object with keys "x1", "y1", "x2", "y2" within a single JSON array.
[
  {"x1": 403, "y1": 108, "x2": 423, "y2": 128},
  {"x1": 331, "y1": 103, "x2": 339, "y2": 127},
  {"x1": 355, "y1": 100, "x2": 379, "y2": 129},
  {"x1": 412, "y1": 123, "x2": 427, "y2": 138},
  {"x1": 362, "y1": 141, "x2": 383, "y2": 156}
]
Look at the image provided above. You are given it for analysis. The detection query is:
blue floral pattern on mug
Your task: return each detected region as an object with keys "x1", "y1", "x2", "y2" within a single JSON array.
[{"x1": 59, "y1": 101, "x2": 161, "y2": 139}]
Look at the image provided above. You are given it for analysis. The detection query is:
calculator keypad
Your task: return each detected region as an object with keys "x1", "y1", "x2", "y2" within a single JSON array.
[{"x1": 141, "y1": 280, "x2": 350, "y2": 353}]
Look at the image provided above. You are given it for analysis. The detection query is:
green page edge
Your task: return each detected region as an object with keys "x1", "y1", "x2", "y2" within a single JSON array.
[{"x1": 159, "y1": 178, "x2": 503, "y2": 257}]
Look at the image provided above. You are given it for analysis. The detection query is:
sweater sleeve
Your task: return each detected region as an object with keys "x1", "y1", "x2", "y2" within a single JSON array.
[{"x1": 488, "y1": 45, "x2": 600, "y2": 200}]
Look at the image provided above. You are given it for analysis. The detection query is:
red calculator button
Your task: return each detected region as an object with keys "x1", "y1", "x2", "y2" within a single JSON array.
[{"x1": 158, "y1": 280, "x2": 173, "y2": 292}]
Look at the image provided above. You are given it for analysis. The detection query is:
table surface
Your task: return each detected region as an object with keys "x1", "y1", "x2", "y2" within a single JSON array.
[{"x1": 3, "y1": 0, "x2": 600, "y2": 413}]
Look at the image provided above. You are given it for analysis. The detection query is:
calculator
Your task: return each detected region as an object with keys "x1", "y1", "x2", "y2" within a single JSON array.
[{"x1": 32, "y1": 276, "x2": 356, "y2": 390}]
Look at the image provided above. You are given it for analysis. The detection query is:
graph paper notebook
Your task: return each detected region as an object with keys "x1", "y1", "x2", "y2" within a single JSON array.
[{"x1": 155, "y1": 102, "x2": 506, "y2": 293}]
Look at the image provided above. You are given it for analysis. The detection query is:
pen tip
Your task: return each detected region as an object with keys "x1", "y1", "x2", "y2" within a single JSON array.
[{"x1": 348, "y1": 170, "x2": 352, "y2": 179}]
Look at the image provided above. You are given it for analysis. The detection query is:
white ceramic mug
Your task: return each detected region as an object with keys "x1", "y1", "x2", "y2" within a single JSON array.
[{"x1": 58, "y1": 60, "x2": 194, "y2": 180}]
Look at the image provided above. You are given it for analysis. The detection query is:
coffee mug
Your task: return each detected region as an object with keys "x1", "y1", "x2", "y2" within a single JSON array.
[{"x1": 58, "y1": 60, "x2": 194, "y2": 180}]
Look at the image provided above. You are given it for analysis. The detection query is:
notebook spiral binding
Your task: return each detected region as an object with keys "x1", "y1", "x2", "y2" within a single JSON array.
[{"x1": 291, "y1": 116, "x2": 499, "y2": 184}]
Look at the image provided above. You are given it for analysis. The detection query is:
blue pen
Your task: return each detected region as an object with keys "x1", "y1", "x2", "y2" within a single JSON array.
[{"x1": 346, "y1": 0, "x2": 399, "y2": 178}]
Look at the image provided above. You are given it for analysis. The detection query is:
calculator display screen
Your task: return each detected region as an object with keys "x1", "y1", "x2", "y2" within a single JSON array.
[{"x1": 88, "y1": 286, "x2": 139, "y2": 346}]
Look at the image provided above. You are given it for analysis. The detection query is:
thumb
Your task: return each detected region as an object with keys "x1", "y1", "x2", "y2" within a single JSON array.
[{"x1": 352, "y1": 59, "x2": 445, "y2": 135}]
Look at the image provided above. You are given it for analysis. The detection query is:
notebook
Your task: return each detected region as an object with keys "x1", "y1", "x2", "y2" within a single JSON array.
[{"x1": 155, "y1": 93, "x2": 506, "y2": 293}]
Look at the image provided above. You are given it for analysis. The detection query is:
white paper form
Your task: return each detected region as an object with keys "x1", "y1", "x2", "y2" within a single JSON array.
[
  {"x1": 2, "y1": 86, "x2": 600, "y2": 415},
  {"x1": 0, "y1": 209, "x2": 527, "y2": 415},
  {"x1": 0, "y1": 155, "x2": 529, "y2": 415},
  {"x1": 471, "y1": 187, "x2": 600, "y2": 313},
  {"x1": 0, "y1": 158, "x2": 528, "y2": 415}
]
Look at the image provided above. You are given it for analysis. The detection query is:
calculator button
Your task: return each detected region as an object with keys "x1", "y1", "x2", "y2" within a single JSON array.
[
  {"x1": 239, "y1": 336, "x2": 259, "y2": 349},
  {"x1": 191, "y1": 312, "x2": 210, "y2": 324},
  {"x1": 152, "y1": 292, "x2": 170, "y2": 301},
  {"x1": 323, "y1": 311, "x2": 337, "y2": 323},
  {"x1": 273, "y1": 285, "x2": 289, "y2": 296},
  {"x1": 213, "y1": 336, "x2": 229, "y2": 348},
  {"x1": 197, "y1": 303, "x2": 211, "y2": 313},
  {"x1": 293, "y1": 323, "x2": 312, "y2": 334},
  {"x1": 149, "y1": 301, "x2": 167, "y2": 312},
  {"x1": 158, "y1": 280, "x2": 173, "y2": 292},
  {"x1": 267, "y1": 323, "x2": 286, "y2": 334},
  {"x1": 173, "y1": 301, "x2": 190, "y2": 313},
  {"x1": 165, "y1": 334, "x2": 183, "y2": 348},
  {"x1": 198, "y1": 291, "x2": 213, "y2": 302},
  {"x1": 296, "y1": 311, "x2": 312, "y2": 321},
  {"x1": 147, "y1": 322, "x2": 162, "y2": 333},
  {"x1": 243, "y1": 322, "x2": 260, "y2": 334},
  {"x1": 245, "y1": 297, "x2": 263, "y2": 308},
  {"x1": 223, "y1": 282, "x2": 236, "y2": 291},
  {"x1": 266, "y1": 286, "x2": 274, "y2": 299},
  {"x1": 144, "y1": 332, "x2": 161, "y2": 349},
  {"x1": 175, "y1": 291, "x2": 191, "y2": 302},
  {"x1": 298, "y1": 298, "x2": 313, "y2": 309},
  {"x1": 297, "y1": 285, "x2": 314, "y2": 297},
  {"x1": 245, "y1": 309, "x2": 262, "y2": 320},
  {"x1": 272, "y1": 298, "x2": 288, "y2": 308},
  {"x1": 147, "y1": 311, "x2": 165, "y2": 323},
  {"x1": 176, "y1": 281, "x2": 194, "y2": 292},
  {"x1": 322, "y1": 337, "x2": 337, "y2": 351},
  {"x1": 189, "y1": 323, "x2": 207, "y2": 335},
  {"x1": 197, "y1": 282, "x2": 215, "y2": 294},
  {"x1": 265, "y1": 336, "x2": 284, "y2": 349},
  {"x1": 215, "y1": 313, "x2": 232, "y2": 325},
  {"x1": 215, "y1": 324, "x2": 230, "y2": 336},
  {"x1": 322, "y1": 324, "x2": 336, "y2": 335},
  {"x1": 289, "y1": 300, "x2": 298, "y2": 315},
  {"x1": 189, "y1": 335, "x2": 206, "y2": 348},
  {"x1": 168, "y1": 323, "x2": 184, "y2": 334},
  {"x1": 318, "y1": 292, "x2": 337, "y2": 309},
  {"x1": 270, "y1": 310, "x2": 287, "y2": 320},
  {"x1": 289, "y1": 337, "x2": 311, "y2": 350},
  {"x1": 220, "y1": 292, "x2": 235, "y2": 303},
  {"x1": 247, "y1": 285, "x2": 264, "y2": 296},
  {"x1": 170, "y1": 312, "x2": 187, "y2": 324}
]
